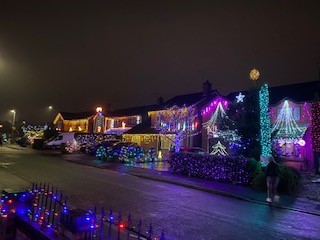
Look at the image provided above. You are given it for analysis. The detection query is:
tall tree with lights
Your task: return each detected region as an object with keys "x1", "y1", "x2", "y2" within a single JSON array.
[
  {"x1": 155, "y1": 105, "x2": 198, "y2": 152},
  {"x1": 259, "y1": 83, "x2": 272, "y2": 160}
]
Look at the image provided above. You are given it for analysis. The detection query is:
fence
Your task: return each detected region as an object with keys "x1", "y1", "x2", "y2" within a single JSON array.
[{"x1": 0, "y1": 183, "x2": 166, "y2": 240}]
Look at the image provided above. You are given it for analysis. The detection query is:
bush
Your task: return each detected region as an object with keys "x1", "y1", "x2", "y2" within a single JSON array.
[
  {"x1": 250, "y1": 163, "x2": 300, "y2": 194},
  {"x1": 169, "y1": 152, "x2": 252, "y2": 185},
  {"x1": 278, "y1": 165, "x2": 300, "y2": 194}
]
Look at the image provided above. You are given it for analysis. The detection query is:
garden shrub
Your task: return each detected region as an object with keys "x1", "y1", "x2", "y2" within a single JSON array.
[
  {"x1": 169, "y1": 152, "x2": 300, "y2": 192},
  {"x1": 169, "y1": 152, "x2": 252, "y2": 185},
  {"x1": 250, "y1": 163, "x2": 300, "y2": 194},
  {"x1": 278, "y1": 165, "x2": 300, "y2": 194}
]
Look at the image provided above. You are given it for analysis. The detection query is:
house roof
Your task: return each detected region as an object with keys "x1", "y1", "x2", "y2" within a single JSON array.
[
  {"x1": 163, "y1": 90, "x2": 220, "y2": 109},
  {"x1": 59, "y1": 111, "x2": 95, "y2": 120},
  {"x1": 107, "y1": 104, "x2": 162, "y2": 117},
  {"x1": 226, "y1": 81, "x2": 319, "y2": 105},
  {"x1": 268, "y1": 81, "x2": 319, "y2": 105},
  {"x1": 124, "y1": 118, "x2": 159, "y2": 134}
]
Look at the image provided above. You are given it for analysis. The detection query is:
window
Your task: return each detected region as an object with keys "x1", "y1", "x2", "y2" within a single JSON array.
[{"x1": 293, "y1": 106, "x2": 300, "y2": 121}]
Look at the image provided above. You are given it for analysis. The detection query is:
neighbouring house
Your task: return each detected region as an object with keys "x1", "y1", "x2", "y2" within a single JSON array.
[
  {"x1": 105, "y1": 103, "x2": 162, "y2": 135},
  {"x1": 268, "y1": 81, "x2": 318, "y2": 171},
  {"x1": 124, "y1": 81, "x2": 220, "y2": 157},
  {"x1": 227, "y1": 80, "x2": 319, "y2": 171},
  {"x1": 53, "y1": 111, "x2": 96, "y2": 132}
]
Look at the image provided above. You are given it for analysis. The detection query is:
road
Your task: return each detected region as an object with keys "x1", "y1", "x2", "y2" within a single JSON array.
[{"x1": 0, "y1": 146, "x2": 319, "y2": 240}]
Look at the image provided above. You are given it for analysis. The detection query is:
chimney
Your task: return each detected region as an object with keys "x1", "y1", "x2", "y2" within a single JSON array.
[
  {"x1": 157, "y1": 96, "x2": 164, "y2": 105},
  {"x1": 202, "y1": 80, "x2": 212, "y2": 97}
]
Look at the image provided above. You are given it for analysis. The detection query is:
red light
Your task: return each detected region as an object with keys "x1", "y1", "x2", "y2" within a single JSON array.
[
  {"x1": 8, "y1": 200, "x2": 13, "y2": 204},
  {"x1": 119, "y1": 223, "x2": 125, "y2": 228}
]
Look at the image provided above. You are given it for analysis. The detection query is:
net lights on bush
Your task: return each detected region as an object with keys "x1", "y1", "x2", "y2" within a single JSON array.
[
  {"x1": 169, "y1": 153, "x2": 251, "y2": 185},
  {"x1": 311, "y1": 101, "x2": 320, "y2": 152},
  {"x1": 259, "y1": 83, "x2": 271, "y2": 157}
]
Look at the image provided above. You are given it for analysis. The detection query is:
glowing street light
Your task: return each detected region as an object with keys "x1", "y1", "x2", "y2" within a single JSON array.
[
  {"x1": 249, "y1": 68, "x2": 260, "y2": 86},
  {"x1": 10, "y1": 109, "x2": 16, "y2": 143},
  {"x1": 48, "y1": 105, "x2": 53, "y2": 110},
  {"x1": 96, "y1": 106, "x2": 102, "y2": 113}
]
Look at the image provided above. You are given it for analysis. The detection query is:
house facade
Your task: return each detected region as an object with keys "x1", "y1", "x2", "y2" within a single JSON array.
[
  {"x1": 52, "y1": 80, "x2": 320, "y2": 172},
  {"x1": 124, "y1": 81, "x2": 219, "y2": 156}
]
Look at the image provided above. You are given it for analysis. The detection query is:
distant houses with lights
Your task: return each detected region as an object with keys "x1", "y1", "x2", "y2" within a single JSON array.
[{"x1": 52, "y1": 79, "x2": 320, "y2": 172}]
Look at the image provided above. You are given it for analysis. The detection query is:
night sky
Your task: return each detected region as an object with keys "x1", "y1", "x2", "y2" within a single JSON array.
[{"x1": 0, "y1": 1, "x2": 319, "y2": 124}]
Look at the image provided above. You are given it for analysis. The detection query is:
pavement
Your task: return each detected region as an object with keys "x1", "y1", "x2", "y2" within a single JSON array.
[{"x1": 4, "y1": 144, "x2": 320, "y2": 217}]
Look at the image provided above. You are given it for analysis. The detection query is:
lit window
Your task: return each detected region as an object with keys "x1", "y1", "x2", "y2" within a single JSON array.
[{"x1": 293, "y1": 106, "x2": 300, "y2": 121}]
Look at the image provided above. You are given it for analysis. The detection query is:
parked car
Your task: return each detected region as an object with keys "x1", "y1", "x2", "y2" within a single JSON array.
[
  {"x1": 186, "y1": 147, "x2": 208, "y2": 155},
  {"x1": 170, "y1": 146, "x2": 208, "y2": 156}
]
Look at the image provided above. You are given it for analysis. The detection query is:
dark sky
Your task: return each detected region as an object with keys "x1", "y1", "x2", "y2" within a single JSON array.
[{"x1": 0, "y1": 0, "x2": 320, "y2": 124}]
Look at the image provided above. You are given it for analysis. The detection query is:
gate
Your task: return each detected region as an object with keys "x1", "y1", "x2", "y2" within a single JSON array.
[{"x1": 0, "y1": 184, "x2": 166, "y2": 240}]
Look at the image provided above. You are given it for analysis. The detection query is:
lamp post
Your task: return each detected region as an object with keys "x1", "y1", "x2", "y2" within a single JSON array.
[{"x1": 10, "y1": 109, "x2": 16, "y2": 144}]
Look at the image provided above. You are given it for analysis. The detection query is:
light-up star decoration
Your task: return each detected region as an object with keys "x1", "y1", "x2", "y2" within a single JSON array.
[{"x1": 236, "y1": 92, "x2": 245, "y2": 103}]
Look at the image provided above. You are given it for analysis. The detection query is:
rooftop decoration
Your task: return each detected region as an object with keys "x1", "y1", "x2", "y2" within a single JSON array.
[
  {"x1": 235, "y1": 92, "x2": 245, "y2": 103},
  {"x1": 203, "y1": 100, "x2": 227, "y2": 135},
  {"x1": 201, "y1": 98, "x2": 228, "y2": 116},
  {"x1": 249, "y1": 68, "x2": 260, "y2": 82}
]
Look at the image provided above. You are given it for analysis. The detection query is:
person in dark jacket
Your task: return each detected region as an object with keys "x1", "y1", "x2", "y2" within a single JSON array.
[{"x1": 265, "y1": 156, "x2": 280, "y2": 203}]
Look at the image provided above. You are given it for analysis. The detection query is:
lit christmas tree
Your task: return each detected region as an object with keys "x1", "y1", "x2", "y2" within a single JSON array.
[
  {"x1": 259, "y1": 83, "x2": 271, "y2": 157},
  {"x1": 210, "y1": 141, "x2": 228, "y2": 156}
]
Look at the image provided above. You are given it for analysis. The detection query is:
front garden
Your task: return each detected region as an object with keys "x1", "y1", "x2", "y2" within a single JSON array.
[{"x1": 169, "y1": 152, "x2": 300, "y2": 194}]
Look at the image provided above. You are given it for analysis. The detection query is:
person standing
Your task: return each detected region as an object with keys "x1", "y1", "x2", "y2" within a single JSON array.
[
  {"x1": 265, "y1": 156, "x2": 280, "y2": 203},
  {"x1": 0, "y1": 134, "x2": 3, "y2": 147}
]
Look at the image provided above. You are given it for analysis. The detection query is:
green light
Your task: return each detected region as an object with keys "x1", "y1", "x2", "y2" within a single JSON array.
[{"x1": 259, "y1": 83, "x2": 271, "y2": 156}]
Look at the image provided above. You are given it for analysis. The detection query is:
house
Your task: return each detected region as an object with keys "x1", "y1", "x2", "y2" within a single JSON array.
[
  {"x1": 105, "y1": 102, "x2": 162, "y2": 135},
  {"x1": 53, "y1": 111, "x2": 96, "y2": 132},
  {"x1": 123, "y1": 81, "x2": 220, "y2": 156},
  {"x1": 53, "y1": 106, "x2": 108, "y2": 133},
  {"x1": 268, "y1": 81, "x2": 318, "y2": 170},
  {"x1": 226, "y1": 80, "x2": 319, "y2": 171}
]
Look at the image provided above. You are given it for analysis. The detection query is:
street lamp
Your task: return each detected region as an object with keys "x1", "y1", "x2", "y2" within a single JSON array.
[{"x1": 10, "y1": 109, "x2": 16, "y2": 143}]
